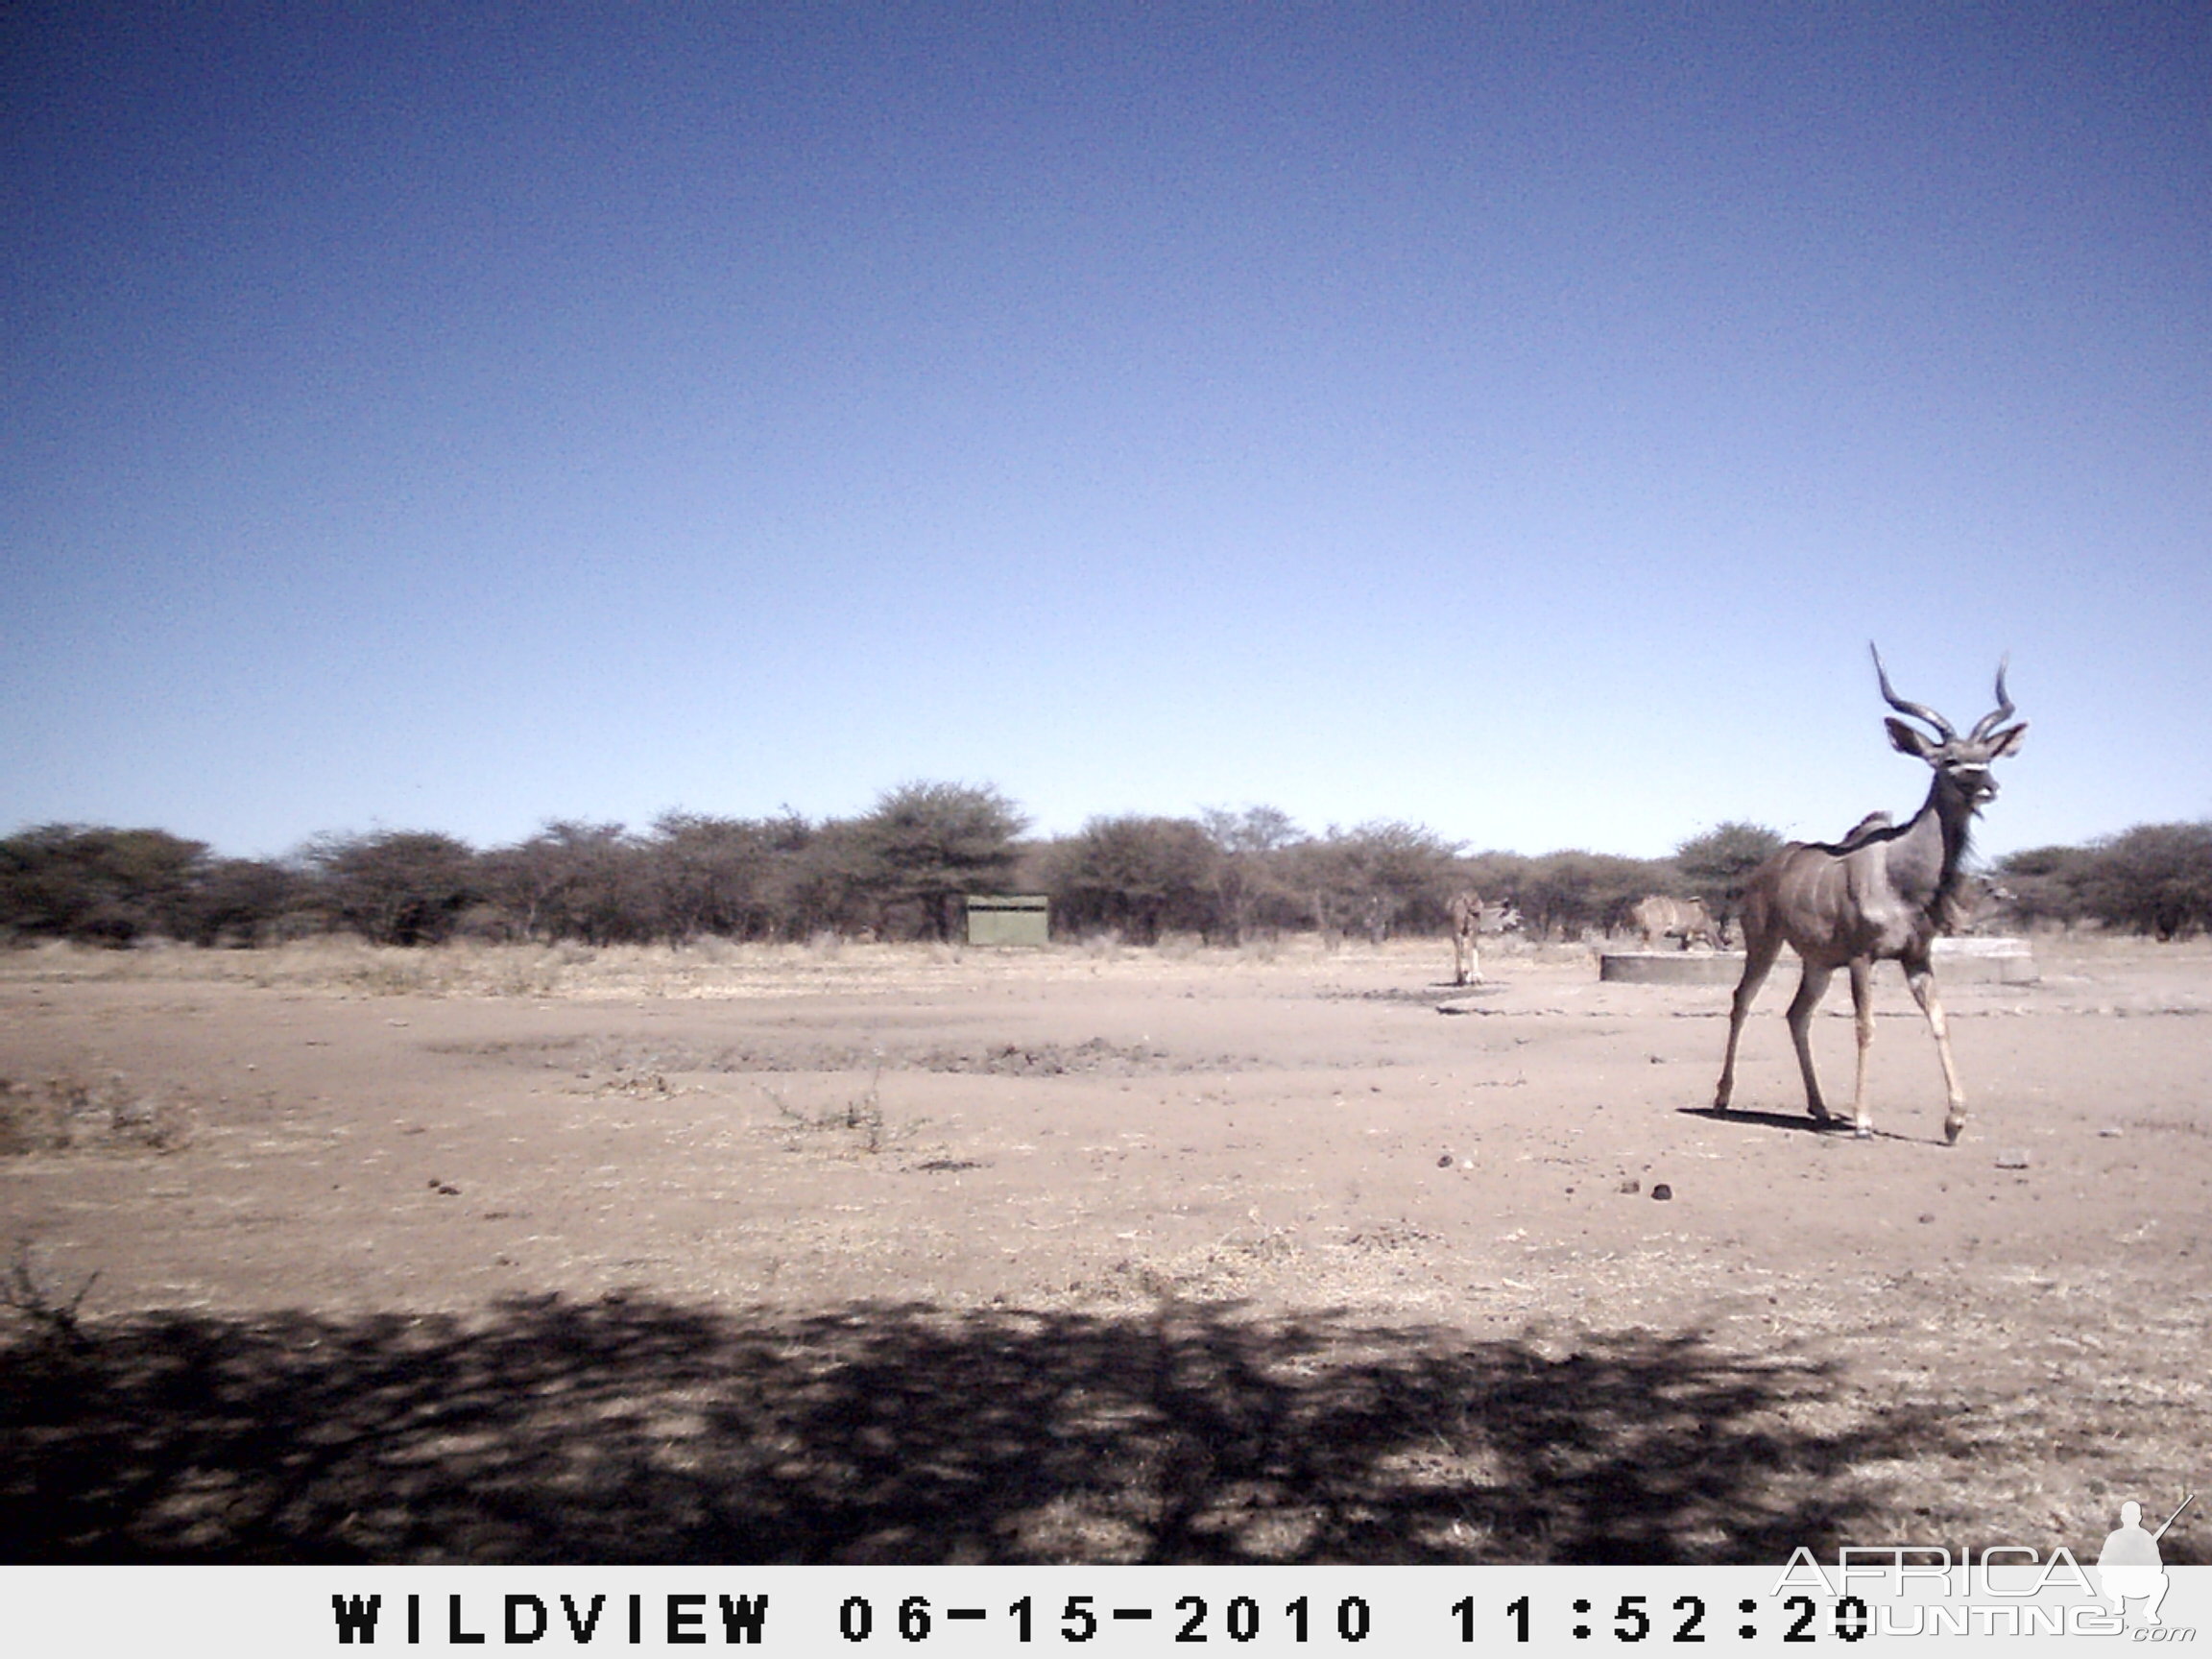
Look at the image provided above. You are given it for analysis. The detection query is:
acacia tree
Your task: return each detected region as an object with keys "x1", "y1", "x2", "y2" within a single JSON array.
[
  {"x1": 2071, "y1": 823, "x2": 2212, "y2": 940},
  {"x1": 306, "y1": 830, "x2": 479, "y2": 946},
  {"x1": 1995, "y1": 844, "x2": 2093, "y2": 931},
  {"x1": 645, "y1": 810, "x2": 805, "y2": 942},
  {"x1": 1046, "y1": 815, "x2": 1217, "y2": 944},
  {"x1": 1515, "y1": 850, "x2": 1660, "y2": 941},
  {"x1": 1673, "y1": 822, "x2": 1785, "y2": 940},
  {"x1": 480, "y1": 821, "x2": 647, "y2": 944},
  {"x1": 846, "y1": 782, "x2": 1028, "y2": 941},
  {"x1": 771, "y1": 818, "x2": 881, "y2": 939},
  {"x1": 0, "y1": 824, "x2": 210, "y2": 945},
  {"x1": 183, "y1": 857, "x2": 302, "y2": 946},
  {"x1": 1292, "y1": 821, "x2": 1464, "y2": 945},
  {"x1": 1199, "y1": 805, "x2": 1304, "y2": 944}
]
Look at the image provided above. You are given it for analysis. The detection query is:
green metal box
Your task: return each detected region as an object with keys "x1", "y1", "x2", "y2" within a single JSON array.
[{"x1": 966, "y1": 894, "x2": 1049, "y2": 947}]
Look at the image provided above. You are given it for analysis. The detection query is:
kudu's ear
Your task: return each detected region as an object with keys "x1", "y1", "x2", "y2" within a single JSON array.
[
  {"x1": 1984, "y1": 722, "x2": 2028, "y2": 759},
  {"x1": 1886, "y1": 717, "x2": 1939, "y2": 760}
]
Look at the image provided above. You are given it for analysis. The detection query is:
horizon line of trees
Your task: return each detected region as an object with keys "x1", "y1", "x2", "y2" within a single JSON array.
[{"x1": 5, "y1": 783, "x2": 2209, "y2": 950}]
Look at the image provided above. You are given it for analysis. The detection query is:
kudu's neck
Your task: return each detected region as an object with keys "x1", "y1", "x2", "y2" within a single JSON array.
[{"x1": 1891, "y1": 771, "x2": 1976, "y2": 928}]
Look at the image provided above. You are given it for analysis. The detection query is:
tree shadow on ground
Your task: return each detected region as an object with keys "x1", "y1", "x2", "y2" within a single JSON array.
[{"x1": 4, "y1": 1297, "x2": 1973, "y2": 1564}]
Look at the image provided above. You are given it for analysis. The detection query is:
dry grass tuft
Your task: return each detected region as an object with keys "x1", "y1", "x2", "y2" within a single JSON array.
[
  {"x1": 0, "y1": 1069, "x2": 196, "y2": 1157},
  {"x1": 760, "y1": 1070, "x2": 900, "y2": 1156}
]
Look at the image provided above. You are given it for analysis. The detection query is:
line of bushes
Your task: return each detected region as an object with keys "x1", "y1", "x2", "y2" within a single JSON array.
[
  {"x1": 8, "y1": 785, "x2": 2204, "y2": 950},
  {"x1": 1995, "y1": 824, "x2": 2212, "y2": 942}
]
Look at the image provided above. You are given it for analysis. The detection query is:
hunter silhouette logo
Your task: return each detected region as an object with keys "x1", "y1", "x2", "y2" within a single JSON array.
[{"x1": 2098, "y1": 1493, "x2": 2195, "y2": 1627}]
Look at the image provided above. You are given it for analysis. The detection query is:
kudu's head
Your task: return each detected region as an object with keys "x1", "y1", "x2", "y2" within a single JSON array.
[{"x1": 1870, "y1": 644, "x2": 2028, "y2": 813}]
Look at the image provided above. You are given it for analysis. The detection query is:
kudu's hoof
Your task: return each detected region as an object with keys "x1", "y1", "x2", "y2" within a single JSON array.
[{"x1": 1855, "y1": 1125, "x2": 1873, "y2": 1140}]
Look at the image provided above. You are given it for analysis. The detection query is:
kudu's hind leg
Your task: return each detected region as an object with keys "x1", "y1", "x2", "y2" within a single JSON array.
[
  {"x1": 1847, "y1": 959, "x2": 1875, "y2": 1138},
  {"x1": 1904, "y1": 962, "x2": 1968, "y2": 1144},
  {"x1": 1785, "y1": 963, "x2": 1838, "y2": 1124}
]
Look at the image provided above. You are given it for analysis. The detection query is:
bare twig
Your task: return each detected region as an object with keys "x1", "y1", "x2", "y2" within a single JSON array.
[{"x1": 3, "y1": 1239, "x2": 99, "y2": 1347}]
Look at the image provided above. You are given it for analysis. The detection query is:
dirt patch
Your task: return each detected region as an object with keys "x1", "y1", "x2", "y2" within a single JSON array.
[
  {"x1": 434, "y1": 1032, "x2": 1245, "y2": 1078},
  {"x1": 1, "y1": 935, "x2": 2207, "y2": 1563}
]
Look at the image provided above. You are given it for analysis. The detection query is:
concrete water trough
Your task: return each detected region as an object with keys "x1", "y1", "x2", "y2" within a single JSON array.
[
  {"x1": 1599, "y1": 950, "x2": 1744, "y2": 985},
  {"x1": 1597, "y1": 936, "x2": 2036, "y2": 987},
  {"x1": 1930, "y1": 935, "x2": 2038, "y2": 984}
]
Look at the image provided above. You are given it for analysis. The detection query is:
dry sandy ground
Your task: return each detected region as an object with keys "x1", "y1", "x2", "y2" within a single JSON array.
[{"x1": 2, "y1": 934, "x2": 2205, "y2": 1564}]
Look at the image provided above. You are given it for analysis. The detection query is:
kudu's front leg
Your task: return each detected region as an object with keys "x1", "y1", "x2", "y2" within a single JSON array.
[{"x1": 1903, "y1": 960, "x2": 1968, "y2": 1144}]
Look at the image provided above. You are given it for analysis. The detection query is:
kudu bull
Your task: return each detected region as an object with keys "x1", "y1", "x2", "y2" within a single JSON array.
[
  {"x1": 1713, "y1": 647, "x2": 2027, "y2": 1143},
  {"x1": 1448, "y1": 890, "x2": 1485, "y2": 986},
  {"x1": 1446, "y1": 891, "x2": 1521, "y2": 985}
]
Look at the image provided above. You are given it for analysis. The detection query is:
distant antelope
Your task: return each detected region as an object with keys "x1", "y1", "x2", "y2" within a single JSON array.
[
  {"x1": 1448, "y1": 891, "x2": 1484, "y2": 986},
  {"x1": 1631, "y1": 894, "x2": 1718, "y2": 950},
  {"x1": 1713, "y1": 647, "x2": 2027, "y2": 1143}
]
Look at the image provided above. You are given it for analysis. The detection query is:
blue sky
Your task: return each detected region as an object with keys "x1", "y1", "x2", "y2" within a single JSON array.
[{"x1": 5, "y1": 4, "x2": 2207, "y2": 861}]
